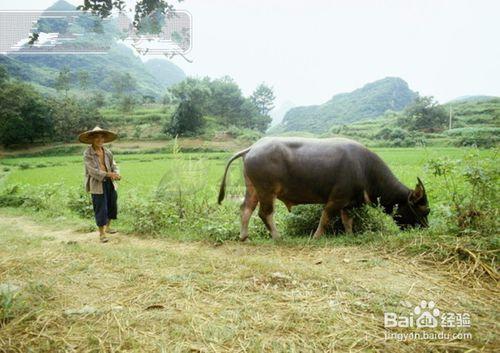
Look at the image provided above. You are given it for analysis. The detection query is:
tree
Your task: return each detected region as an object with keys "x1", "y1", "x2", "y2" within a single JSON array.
[
  {"x1": 166, "y1": 99, "x2": 204, "y2": 136},
  {"x1": 167, "y1": 76, "x2": 273, "y2": 132},
  {"x1": 250, "y1": 83, "x2": 275, "y2": 116},
  {"x1": 110, "y1": 72, "x2": 136, "y2": 99},
  {"x1": 162, "y1": 92, "x2": 173, "y2": 105},
  {"x1": 50, "y1": 97, "x2": 105, "y2": 142},
  {"x1": 0, "y1": 81, "x2": 52, "y2": 146},
  {"x1": 0, "y1": 65, "x2": 8, "y2": 85},
  {"x1": 77, "y1": 70, "x2": 90, "y2": 90},
  {"x1": 398, "y1": 96, "x2": 448, "y2": 132},
  {"x1": 92, "y1": 91, "x2": 106, "y2": 108},
  {"x1": 120, "y1": 95, "x2": 135, "y2": 113},
  {"x1": 167, "y1": 77, "x2": 211, "y2": 108},
  {"x1": 238, "y1": 98, "x2": 271, "y2": 132},
  {"x1": 207, "y1": 76, "x2": 245, "y2": 126},
  {"x1": 54, "y1": 67, "x2": 71, "y2": 96},
  {"x1": 77, "y1": 1, "x2": 178, "y2": 32}
]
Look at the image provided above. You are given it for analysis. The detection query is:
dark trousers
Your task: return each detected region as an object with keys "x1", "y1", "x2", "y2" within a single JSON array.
[{"x1": 91, "y1": 178, "x2": 118, "y2": 227}]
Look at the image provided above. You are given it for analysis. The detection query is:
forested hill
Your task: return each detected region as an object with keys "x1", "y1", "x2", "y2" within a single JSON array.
[
  {"x1": 0, "y1": 0, "x2": 185, "y2": 98},
  {"x1": 280, "y1": 77, "x2": 417, "y2": 133}
]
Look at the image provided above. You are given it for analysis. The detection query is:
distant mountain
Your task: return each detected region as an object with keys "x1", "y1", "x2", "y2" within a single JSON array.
[
  {"x1": 270, "y1": 100, "x2": 296, "y2": 127},
  {"x1": 45, "y1": 0, "x2": 75, "y2": 11},
  {"x1": 0, "y1": 0, "x2": 185, "y2": 98},
  {"x1": 280, "y1": 77, "x2": 417, "y2": 133},
  {"x1": 447, "y1": 95, "x2": 499, "y2": 104},
  {"x1": 144, "y1": 58, "x2": 186, "y2": 90}
]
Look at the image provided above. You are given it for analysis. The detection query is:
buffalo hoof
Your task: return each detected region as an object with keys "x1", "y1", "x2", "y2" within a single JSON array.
[{"x1": 239, "y1": 236, "x2": 249, "y2": 242}]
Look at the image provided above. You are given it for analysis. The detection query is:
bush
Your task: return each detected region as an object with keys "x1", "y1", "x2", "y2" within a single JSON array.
[
  {"x1": 374, "y1": 127, "x2": 417, "y2": 147},
  {"x1": 283, "y1": 204, "x2": 397, "y2": 237},
  {"x1": 456, "y1": 135, "x2": 498, "y2": 148},
  {"x1": 426, "y1": 152, "x2": 499, "y2": 237},
  {"x1": 0, "y1": 185, "x2": 26, "y2": 207},
  {"x1": 67, "y1": 190, "x2": 94, "y2": 218},
  {"x1": 444, "y1": 127, "x2": 499, "y2": 148}
]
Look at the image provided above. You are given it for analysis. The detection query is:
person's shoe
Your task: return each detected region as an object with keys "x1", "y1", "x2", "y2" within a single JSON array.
[
  {"x1": 100, "y1": 235, "x2": 110, "y2": 243},
  {"x1": 106, "y1": 229, "x2": 118, "y2": 234}
]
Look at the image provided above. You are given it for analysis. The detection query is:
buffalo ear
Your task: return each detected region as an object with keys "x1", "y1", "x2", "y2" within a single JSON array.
[
  {"x1": 417, "y1": 177, "x2": 426, "y2": 193},
  {"x1": 410, "y1": 177, "x2": 425, "y2": 203}
]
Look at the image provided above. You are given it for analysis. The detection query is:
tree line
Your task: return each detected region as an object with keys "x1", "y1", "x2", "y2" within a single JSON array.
[
  {"x1": 165, "y1": 76, "x2": 275, "y2": 135},
  {"x1": 0, "y1": 65, "x2": 275, "y2": 146},
  {"x1": 0, "y1": 66, "x2": 104, "y2": 147}
]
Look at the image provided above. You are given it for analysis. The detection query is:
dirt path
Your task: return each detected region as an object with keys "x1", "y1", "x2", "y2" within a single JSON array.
[{"x1": 0, "y1": 212, "x2": 497, "y2": 352}]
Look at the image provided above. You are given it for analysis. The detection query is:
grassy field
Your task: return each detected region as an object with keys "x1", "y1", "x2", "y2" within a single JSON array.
[
  {"x1": 0, "y1": 146, "x2": 495, "y2": 204},
  {"x1": 0, "y1": 145, "x2": 498, "y2": 352}
]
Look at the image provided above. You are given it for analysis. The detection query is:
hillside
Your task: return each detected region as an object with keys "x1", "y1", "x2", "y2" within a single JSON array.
[
  {"x1": 0, "y1": 0, "x2": 185, "y2": 98},
  {"x1": 444, "y1": 97, "x2": 500, "y2": 128},
  {"x1": 447, "y1": 95, "x2": 498, "y2": 104},
  {"x1": 279, "y1": 77, "x2": 417, "y2": 133}
]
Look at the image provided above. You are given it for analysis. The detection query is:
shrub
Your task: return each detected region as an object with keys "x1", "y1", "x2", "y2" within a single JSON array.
[
  {"x1": 426, "y1": 152, "x2": 499, "y2": 237},
  {"x1": 0, "y1": 185, "x2": 26, "y2": 207},
  {"x1": 374, "y1": 127, "x2": 417, "y2": 147},
  {"x1": 67, "y1": 189, "x2": 94, "y2": 218},
  {"x1": 123, "y1": 197, "x2": 177, "y2": 235},
  {"x1": 283, "y1": 204, "x2": 397, "y2": 237}
]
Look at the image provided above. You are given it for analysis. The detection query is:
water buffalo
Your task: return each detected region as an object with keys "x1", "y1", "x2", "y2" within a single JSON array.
[{"x1": 218, "y1": 137, "x2": 429, "y2": 240}]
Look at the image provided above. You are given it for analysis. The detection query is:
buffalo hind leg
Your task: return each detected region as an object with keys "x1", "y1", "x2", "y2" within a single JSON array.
[
  {"x1": 340, "y1": 209, "x2": 353, "y2": 234},
  {"x1": 258, "y1": 195, "x2": 280, "y2": 240},
  {"x1": 240, "y1": 185, "x2": 258, "y2": 241}
]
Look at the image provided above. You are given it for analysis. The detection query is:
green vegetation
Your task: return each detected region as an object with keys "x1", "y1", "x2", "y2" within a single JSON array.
[
  {"x1": 272, "y1": 78, "x2": 499, "y2": 149},
  {"x1": 274, "y1": 97, "x2": 499, "y2": 148},
  {"x1": 1, "y1": 146, "x2": 497, "y2": 278},
  {"x1": 398, "y1": 96, "x2": 448, "y2": 132},
  {"x1": 280, "y1": 77, "x2": 417, "y2": 132},
  {"x1": 444, "y1": 97, "x2": 500, "y2": 128},
  {"x1": 0, "y1": 68, "x2": 106, "y2": 146},
  {"x1": 0, "y1": 77, "x2": 53, "y2": 146},
  {"x1": 0, "y1": 0, "x2": 185, "y2": 101},
  {"x1": 164, "y1": 77, "x2": 274, "y2": 136}
]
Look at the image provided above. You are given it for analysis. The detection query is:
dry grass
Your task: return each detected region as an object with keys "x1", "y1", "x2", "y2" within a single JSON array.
[{"x1": 0, "y1": 213, "x2": 498, "y2": 352}]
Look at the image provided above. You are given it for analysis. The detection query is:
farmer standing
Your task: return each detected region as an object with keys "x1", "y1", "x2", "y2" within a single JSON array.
[{"x1": 79, "y1": 126, "x2": 121, "y2": 243}]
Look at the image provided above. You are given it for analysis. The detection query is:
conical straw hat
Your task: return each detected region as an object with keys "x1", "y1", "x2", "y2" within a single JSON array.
[{"x1": 78, "y1": 126, "x2": 117, "y2": 144}]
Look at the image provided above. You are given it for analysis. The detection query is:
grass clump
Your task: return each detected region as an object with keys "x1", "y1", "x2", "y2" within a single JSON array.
[{"x1": 283, "y1": 204, "x2": 398, "y2": 237}]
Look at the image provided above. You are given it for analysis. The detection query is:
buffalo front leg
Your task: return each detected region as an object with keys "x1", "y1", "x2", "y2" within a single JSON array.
[
  {"x1": 258, "y1": 196, "x2": 281, "y2": 240},
  {"x1": 313, "y1": 203, "x2": 333, "y2": 239},
  {"x1": 340, "y1": 209, "x2": 353, "y2": 234},
  {"x1": 313, "y1": 200, "x2": 345, "y2": 239},
  {"x1": 240, "y1": 188, "x2": 258, "y2": 241}
]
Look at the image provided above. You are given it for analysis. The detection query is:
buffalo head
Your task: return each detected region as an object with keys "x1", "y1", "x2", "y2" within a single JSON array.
[{"x1": 394, "y1": 177, "x2": 430, "y2": 229}]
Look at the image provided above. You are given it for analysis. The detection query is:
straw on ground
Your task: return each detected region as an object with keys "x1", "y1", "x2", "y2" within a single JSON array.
[{"x1": 0, "y1": 212, "x2": 498, "y2": 352}]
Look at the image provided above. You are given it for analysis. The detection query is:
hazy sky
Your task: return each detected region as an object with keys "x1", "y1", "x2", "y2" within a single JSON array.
[{"x1": 3, "y1": 0, "x2": 500, "y2": 107}]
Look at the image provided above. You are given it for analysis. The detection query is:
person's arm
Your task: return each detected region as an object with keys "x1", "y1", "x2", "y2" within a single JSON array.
[
  {"x1": 110, "y1": 151, "x2": 119, "y2": 174},
  {"x1": 84, "y1": 151, "x2": 108, "y2": 181}
]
